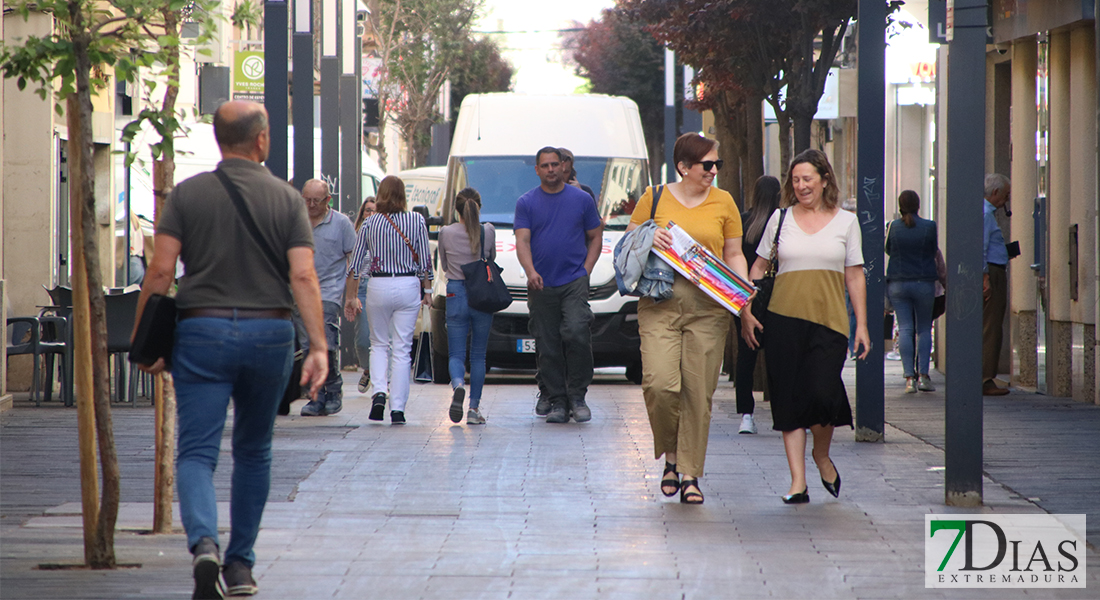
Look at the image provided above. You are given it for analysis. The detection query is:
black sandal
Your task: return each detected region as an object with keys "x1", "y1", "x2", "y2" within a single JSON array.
[
  {"x1": 660, "y1": 462, "x2": 680, "y2": 497},
  {"x1": 680, "y1": 478, "x2": 703, "y2": 504}
]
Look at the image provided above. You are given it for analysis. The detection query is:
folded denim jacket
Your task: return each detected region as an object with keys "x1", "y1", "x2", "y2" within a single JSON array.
[{"x1": 613, "y1": 221, "x2": 675, "y2": 301}]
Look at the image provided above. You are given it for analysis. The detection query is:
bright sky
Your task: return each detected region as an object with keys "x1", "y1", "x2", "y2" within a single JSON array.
[{"x1": 474, "y1": 0, "x2": 617, "y2": 94}]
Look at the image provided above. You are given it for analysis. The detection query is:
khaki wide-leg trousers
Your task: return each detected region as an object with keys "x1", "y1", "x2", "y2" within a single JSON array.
[{"x1": 638, "y1": 276, "x2": 730, "y2": 478}]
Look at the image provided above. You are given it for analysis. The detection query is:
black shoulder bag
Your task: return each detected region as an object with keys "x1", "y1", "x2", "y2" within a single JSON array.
[
  {"x1": 460, "y1": 225, "x2": 512, "y2": 313},
  {"x1": 750, "y1": 208, "x2": 787, "y2": 329}
]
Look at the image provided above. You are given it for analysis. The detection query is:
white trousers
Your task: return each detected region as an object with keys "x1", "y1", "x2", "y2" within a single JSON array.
[{"x1": 365, "y1": 276, "x2": 421, "y2": 412}]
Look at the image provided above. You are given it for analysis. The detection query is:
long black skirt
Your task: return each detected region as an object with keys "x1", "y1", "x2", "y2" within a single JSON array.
[{"x1": 762, "y1": 312, "x2": 853, "y2": 432}]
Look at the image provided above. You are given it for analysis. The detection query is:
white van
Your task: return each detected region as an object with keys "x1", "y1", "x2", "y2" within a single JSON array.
[
  {"x1": 396, "y1": 166, "x2": 446, "y2": 217},
  {"x1": 428, "y1": 93, "x2": 650, "y2": 383}
]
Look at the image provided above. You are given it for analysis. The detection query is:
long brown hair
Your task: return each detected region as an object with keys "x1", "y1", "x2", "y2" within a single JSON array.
[
  {"x1": 375, "y1": 176, "x2": 407, "y2": 214},
  {"x1": 354, "y1": 196, "x2": 376, "y2": 230},
  {"x1": 456, "y1": 187, "x2": 482, "y2": 254},
  {"x1": 781, "y1": 149, "x2": 839, "y2": 209},
  {"x1": 898, "y1": 190, "x2": 920, "y2": 228},
  {"x1": 744, "y1": 175, "x2": 781, "y2": 246}
]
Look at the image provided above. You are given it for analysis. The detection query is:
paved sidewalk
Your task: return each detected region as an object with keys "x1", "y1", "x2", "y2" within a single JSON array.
[{"x1": 1, "y1": 362, "x2": 1097, "y2": 599}]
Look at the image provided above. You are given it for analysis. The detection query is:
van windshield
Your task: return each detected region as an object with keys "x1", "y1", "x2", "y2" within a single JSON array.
[{"x1": 454, "y1": 156, "x2": 649, "y2": 230}]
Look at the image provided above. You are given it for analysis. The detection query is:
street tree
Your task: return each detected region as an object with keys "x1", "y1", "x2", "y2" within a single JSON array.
[
  {"x1": 447, "y1": 34, "x2": 513, "y2": 125},
  {"x1": 567, "y1": 7, "x2": 666, "y2": 185},
  {"x1": 366, "y1": 0, "x2": 479, "y2": 170},
  {"x1": 1, "y1": 0, "x2": 219, "y2": 566}
]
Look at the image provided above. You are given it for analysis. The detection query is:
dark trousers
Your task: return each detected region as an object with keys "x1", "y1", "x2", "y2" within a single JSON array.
[
  {"x1": 528, "y1": 275, "x2": 593, "y2": 407},
  {"x1": 293, "y1": 301, "x2": 342, "y2": 402},
  {"x1": 732, "y1": 316, "x2": 756, "y2": 415},
  {"x1": 982, "y1": 264, "x2": 1008, "y2": 382}
]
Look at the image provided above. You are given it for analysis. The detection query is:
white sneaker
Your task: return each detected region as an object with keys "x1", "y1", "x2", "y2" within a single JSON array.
[
  {"x1": 467, "y1": 408, "x2": 486, "y2": 425},
  {"x1": 738, "y1": 414, "x2": 757, "y2": 434},
  {"x1": 885, "y1": 351, "x2": 901, "y2": 361},
  {"x1": 918, "y1": 375, "x2": 936, "y2": 392},
  {"x1": 905, "y1": 377, "x2": 918, "y2": 394}
]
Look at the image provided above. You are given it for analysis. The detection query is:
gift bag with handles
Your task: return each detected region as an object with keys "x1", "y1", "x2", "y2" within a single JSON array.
[{"x1": 412, "y1": 305, "x2": 434, "y2": 384}]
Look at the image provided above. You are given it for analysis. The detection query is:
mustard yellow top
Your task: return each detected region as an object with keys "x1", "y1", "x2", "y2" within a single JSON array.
[{"x1": 629, "y1": 185, "x2": 743, "y2": 256}]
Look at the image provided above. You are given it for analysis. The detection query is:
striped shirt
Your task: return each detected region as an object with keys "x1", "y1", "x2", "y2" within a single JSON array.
[{"x1": 346, "y1": 211, "x2": 433, "y2": 281}]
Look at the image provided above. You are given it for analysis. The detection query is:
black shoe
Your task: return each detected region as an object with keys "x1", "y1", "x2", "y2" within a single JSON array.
[
  {"x1": 545, "y1": 401, "x2": 569, "y2": 424},
  {"x1": 300, "y1": 399, "x2": 326, "y2": 417},
  {"x1": 369, "y1": 393, "x2": 387, "y2": 421},
  {"x1": 449, "y1": 387, "x2": 465, "y2": 423},
  {"x1": 534, "y1": 391, "x2": 551, "y2": 416},
  {"x1": 324, "y1": 397, "x2": 343, "y2": 416},
  {"x1": 390, "y1": 410, "x2": 406, "y2": 424},
  {"x1": 660, "y1": 462, "x2": 680, "y2": 497},
  {"x1": 222, "y1": 561, "x2": 257, "y2": 597},
  {"x1": 782, "y1": 489, "x2": 810, "y2": 504},
  {"x1": 680, "y1": 478, "x2": 703, "y2": 504},
  {"x1": 570, "y1": 399, "x2": 591, "y2": 422},
  {"x1": 190, "y1": 537, "x2": 222, "y2": 600},
  {"x1": 813, "y1": 450, "x2": 841, "y2": 498}
]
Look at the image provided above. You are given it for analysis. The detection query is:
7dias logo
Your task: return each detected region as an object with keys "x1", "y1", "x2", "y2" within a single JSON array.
[{"x1": 925, "y1": 514, "x2": 1086, "y2": 588}]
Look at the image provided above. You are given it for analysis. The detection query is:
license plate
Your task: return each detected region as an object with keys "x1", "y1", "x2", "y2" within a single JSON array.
[{"x1": 516, "y1": 339, "x2": 537, "y2": 353}]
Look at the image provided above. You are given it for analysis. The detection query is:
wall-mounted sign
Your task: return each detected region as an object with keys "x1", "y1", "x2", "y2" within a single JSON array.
[{"x1": 233, "y1": 50, "x2": 265, "y2": 102}]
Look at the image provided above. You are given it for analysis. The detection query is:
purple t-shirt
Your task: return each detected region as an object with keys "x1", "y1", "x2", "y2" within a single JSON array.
[{"x1": 514, "y1": 184, "x2": 602, "y2": 288}]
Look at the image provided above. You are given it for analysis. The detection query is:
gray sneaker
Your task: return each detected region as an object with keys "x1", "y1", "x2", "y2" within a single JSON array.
[
  {"x1": 534, "y1": 391, "x2": 551, "y2": 416},
  {"x1": 300, "y1": 399, "x2": 326, "y2": 416},
  {"x1": 467, "y1": 407, "x2": 486, "y2": 425},
  {"x1": 324, "y1": 397, "x2": 342, "y2": 415},
  {"x1": 546, "y1": 401, "x2": 569, "y2": 424},
  {"x1": 190, "y1": 537, "x2": 222, "y2": 600},
  {"x1": 449, "y1": 387, "x2": 466, "y2": 423},
  {"x1": 918, "y1": 375, "x2": 936, "y2": 392},
  {"x1": 570, "y1": 399, "x2": 592, "y2": 423},
  {"x1": 357, "y1": 371, "x2": 370, "y2": 393},
  {"x1": 222, "y1": 561, "x2": 257, "y2": 597}
]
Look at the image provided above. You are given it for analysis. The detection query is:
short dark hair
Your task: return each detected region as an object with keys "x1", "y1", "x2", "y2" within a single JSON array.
[
  {"x1": 536, "y1": 147, "x2": 562, "y2": 164},
  {"x1": 781, "y1": 149, "x2": 840, "y2": 210},
  {"x1": 214, "y1": 105, "x2": 268, "y2": 151},
  {"x1": 673, "y1": 133, "x2": 718, "y2": 176},
  {"x1": 375, "y1": 176, "x2": 407, "y2": 214}
]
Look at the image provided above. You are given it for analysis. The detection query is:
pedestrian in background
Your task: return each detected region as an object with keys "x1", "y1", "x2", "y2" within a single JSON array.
[
  {"x1": 885, "y1": 190, "x2": 939, "y2": 393},
  {"x1": 296, "y1": 179, "x2": 357, "y2": 417},
  {"x1": 628, "y1": 133, "x2": 750, "y2": 504},
  {"x1": 982, "y1": 173, "x2": 1012, "y2": 395},
  {"x1": 133, "y1": 100, "x2": 328, "y2": 598},
  {"x1": 515, "y1": 147, "x2": 603, "y2": 424},
  {"x1": 344, "y1": 176, "x2": 433, "y2": 424},
  {"x1": 438, "y1": 188, "x2": 495, "y2": 425},
  {"x1": 351, "y1": 196, "x2": 377, "y2": 395},
  {"x1": 733, "y1": 175, "x2": 781, "y2": 435},
  {"x1": 558, "y1": 147, "x2": 597, "y2": 203},
  {"x1": 742, "y1": 149, "x2": 869, "y2": 505}
]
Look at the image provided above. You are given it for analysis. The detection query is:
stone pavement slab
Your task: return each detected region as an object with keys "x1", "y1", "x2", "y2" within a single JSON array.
[{"x1": 2, "y1": 366, "x2": 1098, "y2": 599}]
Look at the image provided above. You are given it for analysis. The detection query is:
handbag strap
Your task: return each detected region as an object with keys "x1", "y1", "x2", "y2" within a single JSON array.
[
  {"x1": 478, "y1": 223, "x2": 487, "y2": 261},
  {"x1": 764, "y1": 208, "x2": 787, "y2": 277},
  {"x1": 214, "y1": 169, "x2": 289, "y2": 283},
  {"x1": 382, "y1": 213, "x2": 420, "y2": 265},
  {"x1": 650, "y1": 185, "x2": 663, "y2": 220}
]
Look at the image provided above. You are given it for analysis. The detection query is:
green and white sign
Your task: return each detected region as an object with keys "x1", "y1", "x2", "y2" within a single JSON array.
[{"x1": 233, "y1": 50, "x2": 265, "y2": 102}]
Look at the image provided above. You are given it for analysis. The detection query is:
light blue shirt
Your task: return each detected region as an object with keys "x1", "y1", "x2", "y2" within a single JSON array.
[
  {"x1": 312, "y1": 208, "x2": 357, "y2": 303},
  {"x1": 983, "y1": 199, "x2": 1008, "y2": 271}
]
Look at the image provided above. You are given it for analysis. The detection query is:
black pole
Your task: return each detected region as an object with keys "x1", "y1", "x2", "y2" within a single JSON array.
[
  {"x1": 264, "y1": 0, "x2": 288, "y2": 180},
  {"x1": 855, "y1": 0, "x2": 886, "y2": 442},
  {"x1": 292, "y1": 0, "x2": 314, "y2": 190},
  {"x1": 944, "y1": 0, "x2": 987, "y2": 507}
]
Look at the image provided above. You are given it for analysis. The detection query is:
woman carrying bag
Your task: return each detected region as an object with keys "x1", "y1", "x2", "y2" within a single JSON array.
[
  {"x1": 344, "y1": 176, "x2": 432, "y2": 425},
  {"x1": 437, "y1": 188, "x2": 497, "y2": 425}
]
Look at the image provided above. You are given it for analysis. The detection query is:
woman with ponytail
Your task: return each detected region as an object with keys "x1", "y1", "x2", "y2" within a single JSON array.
[{"x1": 437, "y1": 188, "x2": 496, "y2": 424}]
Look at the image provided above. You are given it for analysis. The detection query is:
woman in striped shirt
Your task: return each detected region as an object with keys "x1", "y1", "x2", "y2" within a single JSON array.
[{"x1": 344, "y1": 176, "x2": 433, "y2": 424}]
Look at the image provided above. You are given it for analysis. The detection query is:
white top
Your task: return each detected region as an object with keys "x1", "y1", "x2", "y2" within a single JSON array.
[{"x1": 756, "y1": 208, "x2": 864, "y2": 274}]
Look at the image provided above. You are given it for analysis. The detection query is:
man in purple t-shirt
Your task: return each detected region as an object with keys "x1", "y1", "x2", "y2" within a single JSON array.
[{"x1": 515, "y1": 147, "x2": 603, "y2": 423}]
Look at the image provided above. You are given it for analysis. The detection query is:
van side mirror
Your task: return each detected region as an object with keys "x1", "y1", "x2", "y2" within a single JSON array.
[{"x1": 412, "y1": 205, "x2": 442, "y2": 239}]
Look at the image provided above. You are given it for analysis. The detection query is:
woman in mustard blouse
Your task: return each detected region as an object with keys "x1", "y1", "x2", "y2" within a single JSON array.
[{"x1": 626, "y1": 133, "x2": 750, "y2": 504}]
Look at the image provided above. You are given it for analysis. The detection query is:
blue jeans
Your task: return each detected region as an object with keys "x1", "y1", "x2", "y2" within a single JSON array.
[
  {"x1": 446, "y1": 279, "x2": 493, "y2": 408},
  {"x1": 887, "y1": 280, "x2": 935, "y2": 377},
  {"x1": 356, "y1": 278, "x2": 371, "y2": 368},
  {"x1": 293, "y1": 301, "x2": 342, "y2": 403},
  {"x1": 172, "y1": 316, "x2": 294, "y2": 567}
]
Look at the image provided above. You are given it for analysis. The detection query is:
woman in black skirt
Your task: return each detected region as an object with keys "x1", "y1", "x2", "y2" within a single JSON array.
[{"x1": 740, "y1": 149, "x2": 870, "y2": 504}]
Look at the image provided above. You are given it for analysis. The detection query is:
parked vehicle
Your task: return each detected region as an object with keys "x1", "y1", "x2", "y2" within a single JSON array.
[
  {"x1": 397, "y1": 166, "x2": 447, "y2": 218},
  {"x1": 428, "y1": 93, "x2": 650, "y2": 384}
]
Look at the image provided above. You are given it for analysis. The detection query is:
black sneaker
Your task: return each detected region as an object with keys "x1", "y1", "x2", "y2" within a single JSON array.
[
  {"x1": 570, "y1": 399, "x2": 591, "y2": 423},
  {"x1": 324, "y1": 397, "x2": 342, "y2": 415},
  {"x1": 545, "y1": 401, "x2": 569, "y2": 424},
  {"x1": 369, "y1": 393, "x2": 387, "y2": 421},
  {"x1": 534, "y1": 391, "x2": 551, "y2": 416},
  {"x1": 300, "y1": 399, "x2": 326, "y2": 417},
  {"x1": 222, "y1": 561, "x2": 257, "y2": 597},
  {"x1": 190, "y1": 537, "x2": 222, "y2": 600},
  {"x1": 391, "y1": 410, "x2": 406, "y2": 424},
  {"x1": 449, "y1": 387, "x2": 465, "y2": 423}
]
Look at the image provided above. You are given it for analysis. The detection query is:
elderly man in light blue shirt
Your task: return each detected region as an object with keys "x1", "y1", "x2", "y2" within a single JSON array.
[
  {"x1": 982, "y1": 173, "x2": 1011, "y2": 395},
  {"x1": 296, "y1": 179, "x2": 358, "y2": 415}
]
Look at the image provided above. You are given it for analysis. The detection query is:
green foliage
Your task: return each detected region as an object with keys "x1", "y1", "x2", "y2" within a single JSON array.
[{"x1": 446, "y1": 34, "x2": 513, "y2": 123}]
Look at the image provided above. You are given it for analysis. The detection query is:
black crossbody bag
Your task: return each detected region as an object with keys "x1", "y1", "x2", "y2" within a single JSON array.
[{"x1": 750, "y1": 208, "x2": 787, "y2": 331}]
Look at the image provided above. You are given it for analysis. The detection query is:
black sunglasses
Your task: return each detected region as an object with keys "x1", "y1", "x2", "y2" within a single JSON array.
[{"x1": 698, "y1": 160, "x2": 724, "y2": 172}]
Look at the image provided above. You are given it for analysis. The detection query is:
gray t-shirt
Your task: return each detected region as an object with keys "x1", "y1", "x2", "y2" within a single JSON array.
[
  {"x1": 311, "y1": 209, "x2": 357, "y2": 303},
  {"x1": 438, "y1": 222, "x2": 496, "y2": 281},
  {"x1": 158, "y1": 158, "x2": 314, "y2": 310}
]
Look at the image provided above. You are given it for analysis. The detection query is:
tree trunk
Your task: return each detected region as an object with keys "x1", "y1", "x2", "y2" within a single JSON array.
[
  {"x1": 774, "y1": 106, "x2": 792, "y2": 182},
  {"x1": 743, "y1": 95, "x2": 765, "y2": 197},
  {"x1": 70, "y1": 34, "x2": 119, "y2": 569},
  {"x1": 792, "y1": 112, "x2": 813, "y2": 155},
  {"x1": 712, "y1": 91, "x2": 746, "y2": 207}
]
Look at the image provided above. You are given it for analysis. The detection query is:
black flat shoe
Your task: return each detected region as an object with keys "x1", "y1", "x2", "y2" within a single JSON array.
[
  {"x1": 782, "y1": 489, "x2": 809, "y2": 504},
  {"x1": 660, "y1": 462, "x2": 680, "y2": 497},
  {"x1": 813, "y1": 450, "x2": 841, "y2": 498},
  {"x1": 369, "y1": 392, "x2": 386, "y2": 421},
  {"x1": 680, "y1": 478, "x2": 703, "y2": 504}
]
